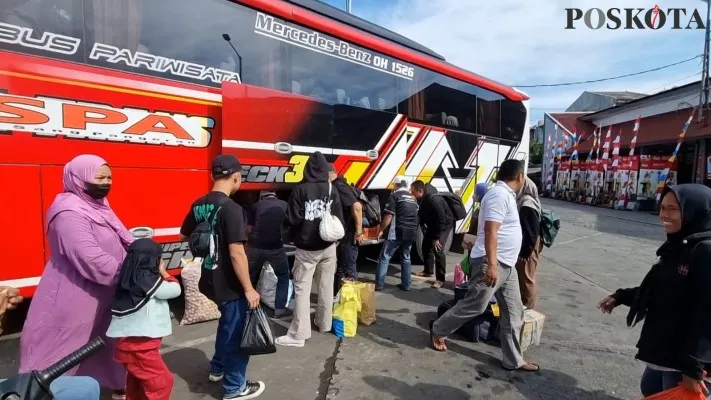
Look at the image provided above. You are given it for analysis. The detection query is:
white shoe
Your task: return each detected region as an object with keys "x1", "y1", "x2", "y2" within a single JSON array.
[
  {"x1": 275, "y1": 335, "x2": 305, "y2": 347},
  {"x1": 209, "y1": 372, "x2": 224, "y2": 382}
]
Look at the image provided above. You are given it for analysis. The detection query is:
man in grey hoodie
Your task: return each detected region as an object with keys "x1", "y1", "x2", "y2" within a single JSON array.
[{"x1": 277, "y1": 152, "x2": 344, "y2": 348}]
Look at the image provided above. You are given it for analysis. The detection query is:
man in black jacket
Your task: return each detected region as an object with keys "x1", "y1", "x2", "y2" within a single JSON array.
[
  {"x1": 329, "y1": 166, "x2": 363, "y2": 293},
  {"x1": 410, "y1": 180, "x2": 453, "y2": 288},
  {"x1": 375, "y1": 176, "x2": 419, "y2": 291},
  {"x1": 277, "y1": 152, "x2": 344, "y2": 348}
]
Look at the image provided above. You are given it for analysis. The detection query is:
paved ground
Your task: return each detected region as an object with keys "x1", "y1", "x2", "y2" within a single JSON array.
[{"x1": 0, "y1": 198, "x2": 666, "y2": 399}]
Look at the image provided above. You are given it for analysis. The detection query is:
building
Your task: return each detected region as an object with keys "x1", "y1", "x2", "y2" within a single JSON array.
[
  {"x1": 576, "y1": 80, "x2": 710, "y2": 186},
  {"x1": 529, "y1": 120, "x2": 544, "y2": 143},
  {"x1": 541, "y1": 79, "x2": 710, "y2": 209},
  {"x1": 566, "y1": 91, "x2": 647, "y2": 112}
]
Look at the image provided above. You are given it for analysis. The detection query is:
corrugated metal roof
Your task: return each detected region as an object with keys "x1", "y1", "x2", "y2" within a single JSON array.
[
  {"x1": 581, "y1": 80, "x2": 705, "y2": 121},
  {"x1": 588, "y1": 91, "x2": 647, "y2": 99}
]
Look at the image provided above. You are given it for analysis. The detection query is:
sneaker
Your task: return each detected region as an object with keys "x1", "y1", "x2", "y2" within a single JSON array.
[
  {"x1": 275, "y1": 335, "x2": 305, "y2": 347},
  {"x1": 224, "y1": 381, "x2": 265, "y2": 399},
  {"x1": 209, "y1": 372, "x2": 225, "y2": 382},
  {"x1": 397, "y1": 284, "x2": 411, "y2": 291}
]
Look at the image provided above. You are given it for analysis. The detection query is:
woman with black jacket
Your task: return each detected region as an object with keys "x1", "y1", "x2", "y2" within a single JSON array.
[{"x1": 598, "y1": 184, "x2": 711, "y2": 398}]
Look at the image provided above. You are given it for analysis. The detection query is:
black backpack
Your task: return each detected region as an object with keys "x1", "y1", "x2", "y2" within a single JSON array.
[
  {"x1": 188, "y1": 197, "x2": 230, "y2": 267},
  {"x1": 350, "y1": 185, "x2": 381, "y2": 225},
  {"x1": 435, "y1": 192, "x2": 467, "y2": 221}
]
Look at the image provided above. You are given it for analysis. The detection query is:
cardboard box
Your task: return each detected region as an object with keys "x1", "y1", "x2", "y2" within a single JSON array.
[{"x1": 520, "y1": 309, "x2": 545, "y2": 352}]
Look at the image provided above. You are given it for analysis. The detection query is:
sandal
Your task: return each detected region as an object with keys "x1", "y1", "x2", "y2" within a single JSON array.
[
  {"x1": 503, "y1": 362, "x2": 540, "y2": 372},
  {"x1": 429, "y1": 321, "x2": 447, "y2": 351},
  {"x1": 413, "y1": 272, "x2": 433, "y2": 278}
]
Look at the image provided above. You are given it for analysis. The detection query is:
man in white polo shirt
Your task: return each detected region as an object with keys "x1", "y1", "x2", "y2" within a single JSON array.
[{"x1": 430, "y1": 159, "x2": 539, "y2": 372}]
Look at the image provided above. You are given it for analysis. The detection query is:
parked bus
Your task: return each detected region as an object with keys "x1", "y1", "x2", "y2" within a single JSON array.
[{"x1": 0, "y1": 0, "x2": 530, "y2": 296}]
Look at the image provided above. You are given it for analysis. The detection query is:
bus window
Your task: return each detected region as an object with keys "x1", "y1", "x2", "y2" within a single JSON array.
[
  {"x1": 477, "y1": 96, "x2": 502, "y2": 138},
  {"x1": 0, "y1": 0, "x2": 85, "y2": 64},
  {"x1": 501, "y1": 100, "x2": 527, "y2": 142},
  {"x1": 83, "y1": 0, "x2": 284, "y2": 89}
]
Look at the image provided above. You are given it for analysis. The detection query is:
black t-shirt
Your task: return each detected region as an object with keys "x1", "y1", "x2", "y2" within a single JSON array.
[
  {"x1": 180, "y1": 191, "x2": 247, "y2": 303},
  {"x1": 383, "y1": 188, "x2": 419, "y2": 241},
  {"x1": 248, "y1": 197, "x2": 288, "y2": 250},
  {"x1": 334, "y1": 179, "x2": 359, "y2": 241}
]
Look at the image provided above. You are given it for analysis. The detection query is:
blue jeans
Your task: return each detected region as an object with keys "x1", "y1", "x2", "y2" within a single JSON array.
[
  {"x1": 211, "y1": 299, "x2": 251, "y2": 395},
  {"x1": 640, "y1": 367, "x2": 711, "y2": 398},
  {"x1": 375, "y1": 239, "x2": 413, "y2": 289},
  {"x1": 248, "y1": 246, "x2": 290, "y2": 309},
  {"x1": 0, "y1": 376, "x2": 100, "y2": 400}
]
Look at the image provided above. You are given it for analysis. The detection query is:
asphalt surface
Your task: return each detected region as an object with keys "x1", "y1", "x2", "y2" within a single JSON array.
[{"x1": 0, "y1": 198, "x2": 665, "y2": 399}]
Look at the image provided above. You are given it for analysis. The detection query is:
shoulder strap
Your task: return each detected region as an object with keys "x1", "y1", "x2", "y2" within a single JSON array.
[{"x1": 210, "y1": 195, "x2": 233, "y2": 225}]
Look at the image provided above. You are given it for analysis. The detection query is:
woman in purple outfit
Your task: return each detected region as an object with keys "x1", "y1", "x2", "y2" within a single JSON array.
[{"x1": 19, "y1": 154, "x2": 134, "y2": 400}]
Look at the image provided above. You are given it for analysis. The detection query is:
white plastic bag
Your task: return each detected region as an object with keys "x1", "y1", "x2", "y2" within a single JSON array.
[
  {"x1": 256, "y1": 262, "x2": 294, "y2": 310},
  {"x1": 180, "y1": 258, "x2": 221, "y2": 325}
]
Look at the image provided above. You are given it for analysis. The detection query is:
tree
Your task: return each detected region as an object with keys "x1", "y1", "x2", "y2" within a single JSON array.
[{"x1": 529, "y1": 140, "x2": 543, "y2": 164}]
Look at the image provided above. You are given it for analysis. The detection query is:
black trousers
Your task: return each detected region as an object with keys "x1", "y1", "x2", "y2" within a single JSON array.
[{"x1": 422, "y1": 229, "x2": 452, "y2": 282}]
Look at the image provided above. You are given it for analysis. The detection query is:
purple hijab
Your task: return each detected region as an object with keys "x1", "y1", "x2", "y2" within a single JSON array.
[{"x1": 46, "y1": 154, "x2": 133, "y2": 245}]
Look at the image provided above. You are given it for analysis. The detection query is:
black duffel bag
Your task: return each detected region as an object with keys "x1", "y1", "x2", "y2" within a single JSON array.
[{"x1": 437, "y1": 298, "x2": 500, "y2": 343}]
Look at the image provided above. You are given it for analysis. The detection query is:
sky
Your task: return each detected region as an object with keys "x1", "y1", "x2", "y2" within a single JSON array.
[{"x1": 319, "y1": 0, "x2": 707, "y2": 125}]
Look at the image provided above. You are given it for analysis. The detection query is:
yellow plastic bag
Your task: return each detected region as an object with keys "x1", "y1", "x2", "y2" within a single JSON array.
[
  {"x1": 332, "y1": 282, "x2": 361, "y2": 338},
  {"x1": 355, "y1": 282, "x2": 377, "y2": 326}
]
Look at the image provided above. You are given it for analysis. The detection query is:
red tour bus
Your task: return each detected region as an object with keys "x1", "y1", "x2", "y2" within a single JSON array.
[{"x1": 0, "y1": 0, "x2": 530, "y2": 296}]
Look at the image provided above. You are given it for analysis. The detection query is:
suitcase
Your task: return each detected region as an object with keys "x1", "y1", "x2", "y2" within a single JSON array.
[{"x1": 437, "y1": 298, "x2": 500, "y2": 343}]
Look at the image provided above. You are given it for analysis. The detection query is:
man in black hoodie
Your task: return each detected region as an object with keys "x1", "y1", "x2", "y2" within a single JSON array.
[
  {"x1": 276, "y1": 152, "x2": 344, "y2": 348},
  {"x1": 410, "y1": 180, "x2": 454, "y2": 288},
  {"x1": 329, "y1": 166, "x2": 363, "y2": 293}
]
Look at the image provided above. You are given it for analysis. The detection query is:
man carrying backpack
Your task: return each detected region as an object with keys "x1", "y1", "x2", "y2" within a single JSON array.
[
  {"x1": 329, "y1": 165, "x2": 363, "y2": 293},
  {"x1": 515, "y1": 176, "x2": 543, "y2": 309},
  {"x1": 180, "y1": 154, "x2": 265, "y2": 400},
  {"x1": 410, "y1": 180, "x2": 453, "y2": 288}
]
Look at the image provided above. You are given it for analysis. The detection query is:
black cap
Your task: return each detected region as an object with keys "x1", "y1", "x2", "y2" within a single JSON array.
[{"x1": 212, "y1": 154, "x2": 242, "y2": 178}]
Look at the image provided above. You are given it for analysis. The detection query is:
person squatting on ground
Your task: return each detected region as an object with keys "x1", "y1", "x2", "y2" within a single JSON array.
[
  {"x1": 247, "y1": 190, "x2": 291, "y2": 317},
  {"x1": 429, "y1": 159, "x2": 539, "y2": 372},
  {"x1": 277, "y1": 152, "x2": 344, "y2": 348},
  {"x1": 330, "y1": 164, "x2": 364, "y2": 293},
  {"x1": 19, "y1": 154, "x2": 133, "y2": 400},
  {"x1": 0, "y1": 286, "x2": 101, "y2": 400},
  {"x1": 180, "y1": 154, "x2": 265, "y2": 400},
  {"x1": 599, "y1": 184, "x2": 711, "y2": 398},
  {"x1": 515, "y1": 176, "x2": 543, "y2": 309},
  {"x1": 410, "y1": 180, "x2": 454, "y2": 288},
  {"x1": 375, "y1": 176, "x2": 419, "y2": 291},
  {"x1": 107, "y1": 239, "x2": 182, "y2": 400}
]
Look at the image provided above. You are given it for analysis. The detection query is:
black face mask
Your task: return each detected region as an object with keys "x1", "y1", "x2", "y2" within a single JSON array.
[{"x1": 85, "y1": 183, "x2": 111, "y2": 199}]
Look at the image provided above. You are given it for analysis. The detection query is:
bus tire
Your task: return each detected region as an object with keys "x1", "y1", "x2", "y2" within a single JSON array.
[{"x1": 414, "y1": 226, "x2": 454, "y2": 265}]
